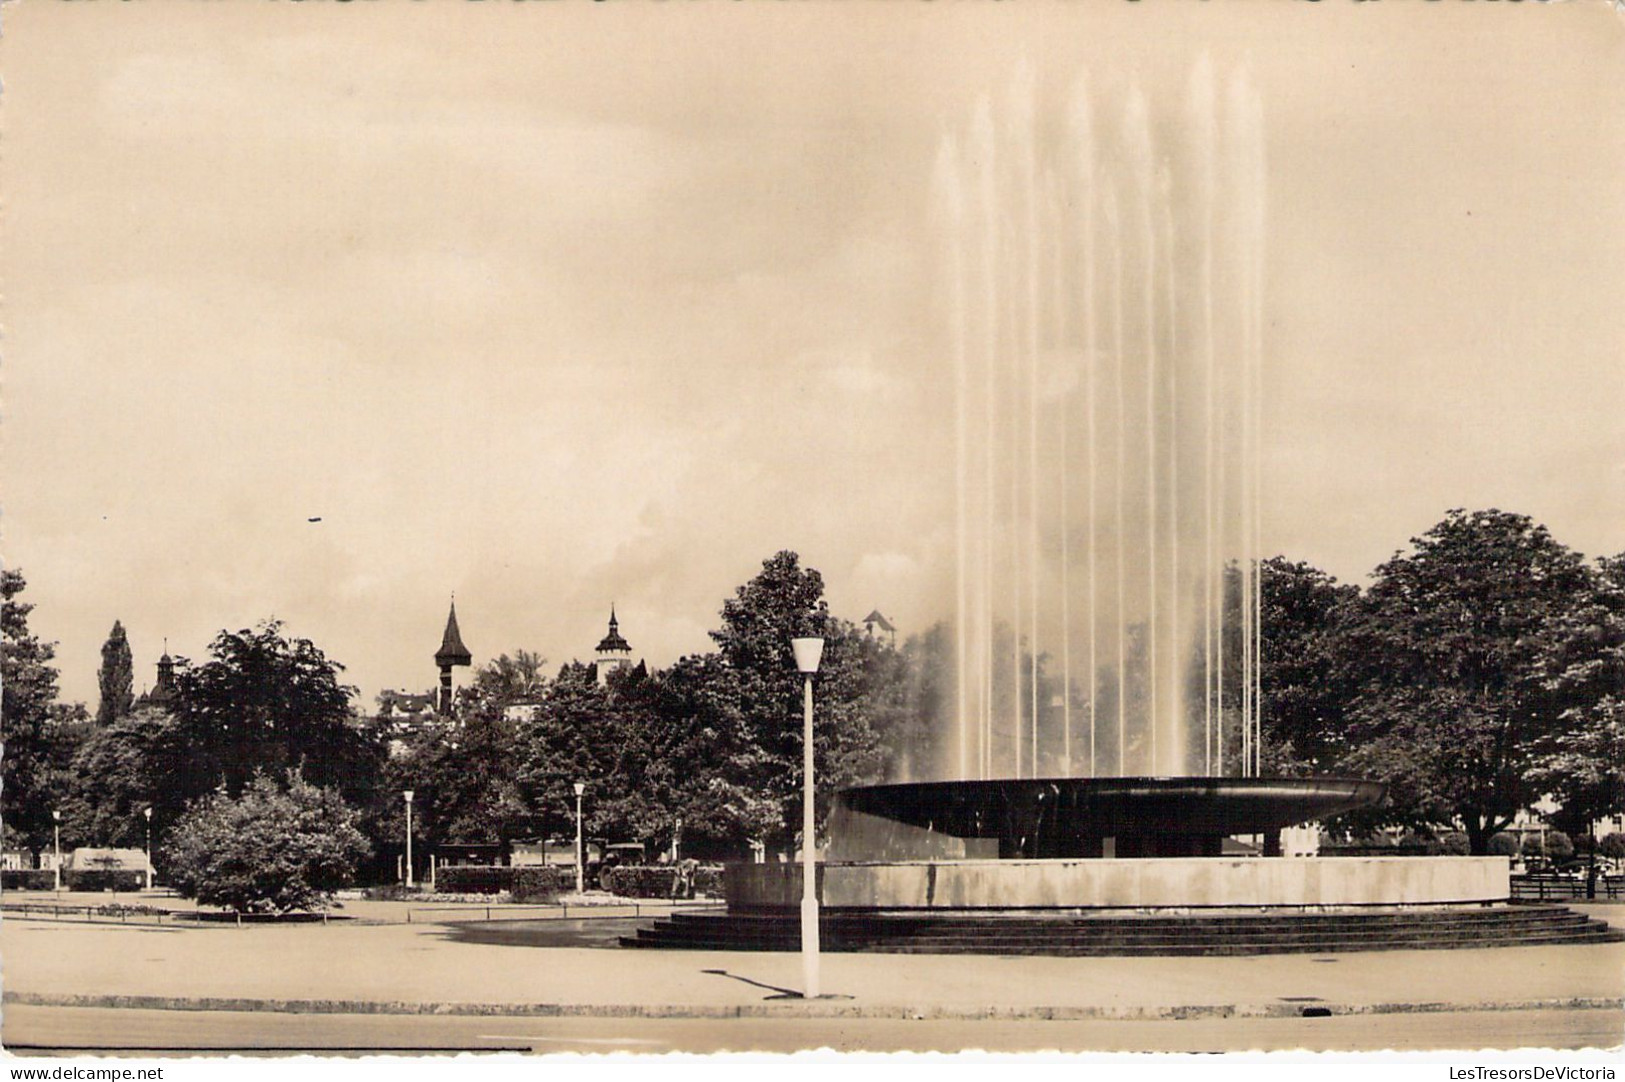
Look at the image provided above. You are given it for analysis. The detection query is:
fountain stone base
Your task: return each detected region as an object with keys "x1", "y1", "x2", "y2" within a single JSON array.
[{"x1": 727, "y1": 776, "x2": 1509, "y2": 911}]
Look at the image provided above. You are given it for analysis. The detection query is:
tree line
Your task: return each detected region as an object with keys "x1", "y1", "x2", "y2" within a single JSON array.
[{"x1": 4, "y1": 508, "x2": 1623, "y2": 887}]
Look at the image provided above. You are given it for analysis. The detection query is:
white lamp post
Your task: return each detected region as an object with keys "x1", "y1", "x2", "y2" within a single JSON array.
[
  {"x1": 52, "y1": 810, "x2": 62, "y2": 894},
  {"x1": 791, "y1": 635, "x2": 825, "y2": 999},
  {"x1": 143, "y1": 806, "x2": 154, "y2": 891},
  {"x1": 573, "y1": 782, "x2": 587, "y2": 895},
  {"x1": 403, "y1": 790, "x2": 415, "y2": 889}
]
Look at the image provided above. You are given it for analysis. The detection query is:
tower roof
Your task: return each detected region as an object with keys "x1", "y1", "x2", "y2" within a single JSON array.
[
  {"x1": 435, "y1": 600, "x2": 473, "y2": 668},
  {"x1": 595, "y1": 606, "x2": 631, "y2": 654}
]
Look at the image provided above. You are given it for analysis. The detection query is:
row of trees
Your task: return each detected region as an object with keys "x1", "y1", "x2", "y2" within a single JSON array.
[
  {"x1": 1259, "y1": 509, "x2": 1625, "y2": 853},
  {"x1": 5, "y1": 508, "x2": 1623, "y2": 907},
  {"x1": 2, "y1": 552, "x2": 940, "y2": 881}
]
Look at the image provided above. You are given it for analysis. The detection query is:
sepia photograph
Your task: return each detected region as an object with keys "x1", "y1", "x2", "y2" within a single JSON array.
[{"x1": 2, "y1": 0, "x2": 1623, "y2": 1065}]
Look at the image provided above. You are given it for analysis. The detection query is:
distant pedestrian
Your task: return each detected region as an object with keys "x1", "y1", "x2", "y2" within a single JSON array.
[{"x1": 671, "y1": 858, "x2": 697, "y2": 901}]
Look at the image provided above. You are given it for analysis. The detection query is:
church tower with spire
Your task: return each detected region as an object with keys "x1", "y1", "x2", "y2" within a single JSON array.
[
  {"x1": 594, "y1": 607, "x2": 633, "y2": 686},
  {"x1": 434, "y1": 599, "x2": 472, "y2": 714}
]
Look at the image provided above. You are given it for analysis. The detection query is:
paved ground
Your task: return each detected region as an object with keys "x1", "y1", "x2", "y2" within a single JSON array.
[
  {"x1": 3, "y1": 893, "x2": 1621, "y2": 1053},
  {"x1": 6, "y1": 1005, "x2": 1621, "y2": 1055}
]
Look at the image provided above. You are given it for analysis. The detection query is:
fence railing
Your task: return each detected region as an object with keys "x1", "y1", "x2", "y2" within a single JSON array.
[
  {"x1": 1509, "y1": 873, "x2": 1623, "y2": 901},
  {"x1": 0, "y1": 902, "x2": 179, "y2": 926}
]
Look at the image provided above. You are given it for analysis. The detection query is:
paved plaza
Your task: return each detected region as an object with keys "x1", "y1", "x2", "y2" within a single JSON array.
[{"x1": 2, "y1": 895, "x2": 1621, "y2": 1051}]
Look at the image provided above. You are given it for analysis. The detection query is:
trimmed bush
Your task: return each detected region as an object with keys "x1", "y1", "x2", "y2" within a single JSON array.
[
  {"x1": 1438, "y1": 832, "x2": 1470, "y2": 856},
  {"x1": 600, "y1": 865, "x2": 677, "y2": 898},
  {"x1": 694, "y1": 865, "x2": 724, "y2": 897},
  {"x1": 1601, "y1": 833, "x2": 1625, "y2": 861},
  {"x1": 1, "y1": 869, "x2": 55, "y2": 891},
  {"x1": 1487, "y1": 832, "x2": 1521, "y2": 857},
  {"x1": 65, "y1": 869, "x2": 144, "y2": 893},
  {"x1": 512, "y1": 866, "x2": 569, "y2": 903},
  {"x1": 435, "y1": 866, "x2": 515, "y2": 895},
  {"x1": 1546, "y1": 830, "x2": 1574, "y2": 861},
  {"x1": 600, "y1": 864, "x2": 724, "y2": 899},
  {"x1": 418, "y1": 865, "x2": 569, "y2": 900}
]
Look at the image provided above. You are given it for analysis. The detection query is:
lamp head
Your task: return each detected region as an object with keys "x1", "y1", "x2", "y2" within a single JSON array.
[
  {"x1": 52, "y1": 810, "x2": 60, "y2": 823},
  {"x1": 791, "y1": 637, "x2": 825, "y2": 675},
  {"x1": 403, "y1": 790, "x2": 414, "y2": 803},
  {"x1": 144, "y1": 806, "x2": 153, "y2": 821},
  {"x1": 573, "y1": 781, "x2": 586, "y2": 798}
]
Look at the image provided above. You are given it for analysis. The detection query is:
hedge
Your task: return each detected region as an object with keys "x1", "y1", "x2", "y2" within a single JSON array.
[
  {"x1": 65, "y1": 869, "x2": 145, "y2": 892},
  {"x1": 433, "y1": 865, "x2": 569, "y2": 902},
  {"x1": 600, "y1": 864, "x2": 724, "y2": 899},
  {"x1": 511, "y1": 866, "x2": 569, "y2": 903},
  {"x1": 435, "y1": 866, "x2": 513, "y2": 894},
  {"x1": 1, "y1": 869, "x2": 55, "y2": 891}
]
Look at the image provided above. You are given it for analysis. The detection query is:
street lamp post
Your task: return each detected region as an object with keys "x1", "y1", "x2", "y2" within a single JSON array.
[
  {"x1": 573, "y1": 782, "x2": 586, "y2": 895},
  {"x1": 791, "y1": 635, "x2": 825, "y2": 1000},
  {"x1": 143, "y1": 807, "x2": 153, "y2": 891},
  {"x1": 403, "y1": 790, "x2": 415, "y2": 889},
  {"x1": 51, "y1": 810, "x2": 62, "y2": 894}
]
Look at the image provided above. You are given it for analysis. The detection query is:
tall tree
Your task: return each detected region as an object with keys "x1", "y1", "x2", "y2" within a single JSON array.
[
  {"x1": 168, "y1": 621, "x2": 383, "y2": 807},
  {"x1": 60, "y1": 706, "x2": 184, "y2": 849},
  {"x1": 1337, "y1": 510, "x2": 1603, "y2": 853},
  {"x1": 1258, "y1": 558, "x2": 1361, "y2": 775},
  {"x1": 1532, "y1": 551, "x2": 1625, "y2": 844},
  {"x1": 96, "y1": 620, "x2": 135, "y2": 727},
  {"x1": 2, "y1": 570, "x2": 68, "y2": 852},
  {"x1": 708, "y1": 551, "x2": 886, "y2": 853}
]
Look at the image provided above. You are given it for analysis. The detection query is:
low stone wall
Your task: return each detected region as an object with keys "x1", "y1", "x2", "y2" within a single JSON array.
[{"x1": 726, "y1": 856, "x2": 1510, "y2": 911}]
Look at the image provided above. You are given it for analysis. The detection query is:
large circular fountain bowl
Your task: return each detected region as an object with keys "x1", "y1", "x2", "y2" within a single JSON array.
[
  {"x1": 726, "y1": 775, "x2": 1510, "y2": 912},
  {"x1": 826, "y1": 776, "x2": 1386, "y2": 861}
]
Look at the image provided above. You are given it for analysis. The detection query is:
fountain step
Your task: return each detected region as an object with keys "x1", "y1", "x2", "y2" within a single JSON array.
[{"x1": 623, "y1": 907, "x2": 1621, "y2": 955}]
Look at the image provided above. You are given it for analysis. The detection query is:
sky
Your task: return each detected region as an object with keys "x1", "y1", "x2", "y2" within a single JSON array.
[{"x1": 4, "y1": 1, "x2": 1623, "y2": 709}]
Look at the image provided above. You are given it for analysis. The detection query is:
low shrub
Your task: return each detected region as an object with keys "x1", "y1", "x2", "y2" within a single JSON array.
[
  {"x1": 1438, "y1": 832, "x2": 1470, "y2": 856},
  {"x1": 694, "y1": 865, "x2": 724, "y2": 897},
  {"x1": 431, "y1": 865, "x2": 569, "y2": 900},
  {"x1": 64, "y1": 869, "x2": 145, "y2": 893},
  {"x1": 600, "y1": 865, "x2": 675, "y2": 898},
  {"x1": 435, "y1": 866, "x2": 515, "y2": 895},
  {"x1": 511, "y1": 866, "x2": 569, "y2": 903},
  {"x1": 1487, "y1": 832, "x2": 1521, "y2": 857},
  {"x1": 600, "y1": 864, "x2": 724, "y2": 899},
  {"x1": 1, "y1": 869, "x2": 55, "y2": 891}
]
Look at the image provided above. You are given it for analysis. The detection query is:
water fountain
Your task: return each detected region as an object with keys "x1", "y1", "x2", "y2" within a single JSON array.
[{"x1": 627, "y1": 64, "x2": 1600, "y2": 954}]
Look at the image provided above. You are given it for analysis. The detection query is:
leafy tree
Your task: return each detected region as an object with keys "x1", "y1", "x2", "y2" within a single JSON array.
[
  {"x1": 1258, "y1": 558, "x2": 1360, "y2": 774},
  {"x1": 519, "y1": 662, "x2": 669, "y2": 849},
  {"x1": 1336, "y1": 510, "x2": 1604, "y2": 853},
  {"x1": 707, "y1": 551, "x2": 886, "y2": 853},
  {"x1": 2, "y1": 570, "x2": 70, "y2": 852},
  {"x1": 469, "y1": 649, "x2": 548, "y2": 708},
  {"x1": 390, "y1": 689, "x2": 534, "y2": 849},
  {"x1": 1600, "y1": 832, "x2": 1625, "y2": 861},
  {"x1": 1531, "y1": 552, "x2": 1625, "y2": 845},
  {"x1": 96, "y1": 620, "x2": 135, "y2": 727},
  {"x1": 164, "y1": 773, "x2": 370, "y2": 913},
  {"x1": 168, "y1": 621, "x2": 383, "y2": 806},
  {"x1": 59, "y1": 707, "x2": 185, "y2": 850}
]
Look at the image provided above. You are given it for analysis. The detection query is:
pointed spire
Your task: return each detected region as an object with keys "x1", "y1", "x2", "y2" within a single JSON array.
[
  {"x1": 596, "y1": 606, "x2": 631, "y2": 654},
  {"x1": 435, "y1": 598, "x2": 472, "y2": 668}
]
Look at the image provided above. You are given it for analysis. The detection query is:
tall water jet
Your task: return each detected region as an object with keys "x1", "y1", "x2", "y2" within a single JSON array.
[{"x1": 934, "y1": 63, "x2": 1266, "y2": 782}]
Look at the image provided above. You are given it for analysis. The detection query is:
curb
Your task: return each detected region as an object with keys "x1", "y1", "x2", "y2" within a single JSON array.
[{"x1": 5, "y1": 992, "x2": 1621, "y2": 1023}]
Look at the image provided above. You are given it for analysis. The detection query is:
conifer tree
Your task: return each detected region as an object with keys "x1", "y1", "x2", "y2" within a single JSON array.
[{"x1": 96, "y1": 620, "x2": 135, "y2": 726}]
